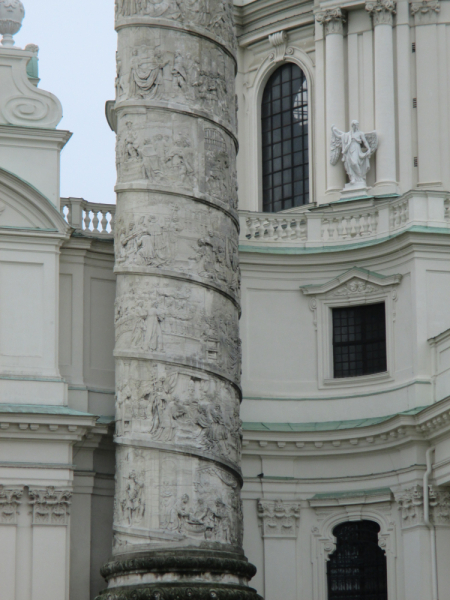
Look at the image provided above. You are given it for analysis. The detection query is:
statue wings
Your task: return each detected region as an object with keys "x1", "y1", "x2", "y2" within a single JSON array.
[
  {"x1": 330, "y1": 126, "x2": 378, "y2": 165},
  {"x1": 330, "y1": 126, "x2": 343, "y2": 166},
  {"x1": 364, "y1": 131, "x2": 378, "y2": 155}
]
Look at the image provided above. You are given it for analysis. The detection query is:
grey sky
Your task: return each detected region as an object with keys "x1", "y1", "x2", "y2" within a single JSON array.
[{"x1": 14, "y1": 1, "x2": 117, "y2": 205}]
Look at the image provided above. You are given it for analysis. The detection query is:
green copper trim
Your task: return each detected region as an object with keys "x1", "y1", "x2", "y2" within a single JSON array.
[
  {"x1": 239, "y1": 225, "x2": 450, "y2": 255},
  {"x1": 242, "y1": 406, "x2": 427, "y2": 432},
  {"x1": 0, "y1": 403, "x2": 95, "y2": 417},
  {"x1": 312, "y1": 487, "x2": 391, "y2": 499}
]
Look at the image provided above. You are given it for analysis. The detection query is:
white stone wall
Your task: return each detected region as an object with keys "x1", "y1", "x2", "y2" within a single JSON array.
[{"x1": 235, "y1": 0, "x2": 450, "y2": 209}]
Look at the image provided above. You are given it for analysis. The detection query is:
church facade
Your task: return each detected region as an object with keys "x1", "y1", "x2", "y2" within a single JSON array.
[{"x1": 1, "y1": 0, "x2": 450, "y2": 599}]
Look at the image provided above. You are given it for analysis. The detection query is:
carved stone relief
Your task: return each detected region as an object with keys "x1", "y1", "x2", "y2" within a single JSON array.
[
  {"x1": 332, "y1": 279, "x2": 377, "y2": 296},
  {"x1": 116, "y1": 29, "x2": 236, "y2": 130},
  {"x1": 114, "y1": 194, "x2": 240, "y2": 294},
  {"x1": 257, "y1": 499, "x2": 301, "y2": 538},
  {"x1": 116, "y1": 115, "x2": 238, "y2": 212},
  {"x1": 29, "y1": 487, "x2": 72, "y2": 525},
  {"x1": 115, "y1": 277, "x2": 241, "y2": 381},
  {"x1": 113, "y1": 446, "x2": 243, "y2": 549},
  {"x1": 115, "y1": 359, "x2": 242, "y2": 463},
  {"x1": 115, "y1": 0, "x2": 237, "y2": 53},
  {"x1": 0, "y1": 485, "x2": 23, "y2": 524}
]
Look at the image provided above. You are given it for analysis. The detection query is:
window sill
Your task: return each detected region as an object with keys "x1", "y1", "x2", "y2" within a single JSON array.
[{"x1": 322, "y1": 371, "x2": 393, "y2": 388}]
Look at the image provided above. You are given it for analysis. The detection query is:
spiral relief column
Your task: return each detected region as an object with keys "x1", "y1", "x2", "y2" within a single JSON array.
[{"x1": 98, "y1": 1, "x2": 260, "y2": 599}]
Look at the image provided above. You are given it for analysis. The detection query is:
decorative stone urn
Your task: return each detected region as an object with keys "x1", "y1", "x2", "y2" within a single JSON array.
[{"x1": 0, "y1": 0, "x2": 25, "y2": 47}]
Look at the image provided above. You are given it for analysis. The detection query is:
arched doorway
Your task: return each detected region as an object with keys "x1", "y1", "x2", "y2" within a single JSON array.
[{"x1": 327, "y1": 520, "x2": 388, "y2": 600}]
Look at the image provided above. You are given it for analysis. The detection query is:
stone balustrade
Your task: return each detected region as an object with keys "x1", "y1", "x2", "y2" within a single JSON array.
[
  {"x1": 61, "y1": 197, "x2": 115, "y2": 237},
  {"x1": 239, "y1": 192, "x2": 450, "y2": 248}
]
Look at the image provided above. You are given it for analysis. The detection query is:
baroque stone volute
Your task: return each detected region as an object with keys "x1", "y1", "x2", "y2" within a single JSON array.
[
  {"x1": 257, "y1": 498, "x2": 301, "y2": 538},
  {"x1": 0, "y1": 0, "x2": 25, "y2": 47},
  {"x1": 365, "y1": 0, "x2": 396, "y2": 26},
  {"x1": 315, "y1": 8, "x2": 347, "y2": 35}
]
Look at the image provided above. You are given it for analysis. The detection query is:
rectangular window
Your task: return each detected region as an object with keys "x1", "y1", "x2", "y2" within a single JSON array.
[{"x1": 332, "y1": 303, "x2": 387, "y2": 378}]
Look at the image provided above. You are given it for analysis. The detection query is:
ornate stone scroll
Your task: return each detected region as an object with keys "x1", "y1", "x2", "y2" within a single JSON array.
[{"x1": 98, "y1": 1, "x2": 260, "y2": 599}]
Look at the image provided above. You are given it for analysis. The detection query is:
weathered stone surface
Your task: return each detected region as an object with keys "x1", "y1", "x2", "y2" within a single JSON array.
[{"x1": 100, "y1": 0, "x2": 258, "y2": 597}]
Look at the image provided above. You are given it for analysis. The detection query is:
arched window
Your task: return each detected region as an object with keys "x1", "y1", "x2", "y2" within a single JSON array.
[
  {"x1": 327, "y1": 521, "x2": 388, "y2": 600},
  {"x1": 261, "y1": 62, "x2": 309, "y2": 212}
]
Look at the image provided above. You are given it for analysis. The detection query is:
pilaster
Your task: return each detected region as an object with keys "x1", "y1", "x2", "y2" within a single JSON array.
[
  {"x1": 316, "y1": 8, "x2": 347, "y2": 196},
  {"x1": 366, "y1": 0, "x2": 398, "y2": 195}
]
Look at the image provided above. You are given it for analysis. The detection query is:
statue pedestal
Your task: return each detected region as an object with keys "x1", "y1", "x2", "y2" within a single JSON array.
[{"x1": 340, "y1": 182, "x2": 371, "y2": 201}]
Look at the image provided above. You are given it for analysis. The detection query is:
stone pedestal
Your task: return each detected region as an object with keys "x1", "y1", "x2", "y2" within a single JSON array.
[{"x1": 97, "y1": 1, "x2": 260, "y2": 599}]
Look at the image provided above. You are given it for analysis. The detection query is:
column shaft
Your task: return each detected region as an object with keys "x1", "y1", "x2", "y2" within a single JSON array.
[
  {"x1": 317, "y1": 9, "x2": 347, "y2": 194},
  {"x1": 97, "y1": 1, "x2": 260, "y2": 599},
  {"x1": 367, "y1": 0, "x2": 398, "y2": 193}
]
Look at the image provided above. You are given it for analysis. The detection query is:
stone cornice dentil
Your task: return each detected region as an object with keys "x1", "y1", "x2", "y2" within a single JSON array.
[
  {"x1": 242, "y1": 396, "x2": 450, "y2": 457},
  {"x1": 366, "y1": 0, "x2": 396, "y2": 25},
  {"x1": 315, "y1": 8, "x2": 347, "y2": 35},
  {"x1": 257, "y1": 498, "x2": 301, "y2": 538}
]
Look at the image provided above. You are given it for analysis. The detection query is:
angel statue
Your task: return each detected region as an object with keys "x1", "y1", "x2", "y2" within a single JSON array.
[{"x1": 330, "y1": 120, "x2": 378, "y2": 189}]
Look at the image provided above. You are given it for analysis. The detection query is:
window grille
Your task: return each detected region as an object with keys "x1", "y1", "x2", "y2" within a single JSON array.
[
  {"x1": 327, "y1": 521, "x2": 388, "y2": 600},
  {"x1": 261, "y1": 63, "x2": 309, "y2": 212},
  {"x1": 332, "y1": 303, "x2": 387, "y2": 378}
]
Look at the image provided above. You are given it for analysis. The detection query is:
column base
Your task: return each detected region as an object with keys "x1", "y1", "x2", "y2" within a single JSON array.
[
  {"x1": 372, "y1": 181, "x2": 399, "y2": 197},
  {"x1": 96, "y1": 549, "x2": 262, "y2": 600}
]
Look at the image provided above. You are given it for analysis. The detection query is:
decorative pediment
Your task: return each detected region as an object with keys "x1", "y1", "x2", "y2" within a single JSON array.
[
  {"x1": 300, "y1": 267, "x2": 402, "y2": 299},
  {"x1": 0, "y1": 47, "x2": 62, "y2": 129},
  {"x1": 0, "y1": 168, "x2": 70, "y2": 235}
]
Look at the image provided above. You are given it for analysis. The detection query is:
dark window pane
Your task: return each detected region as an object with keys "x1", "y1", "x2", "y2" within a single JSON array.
[
  {"x1": 272, "y1": 99, "x2": 281, "y2": 115},
  {"x1": 261, "y1": 63, "x2": 309, "y2": 212},
  {"x1": 327, "y1": 521, "x2": 388, "y2": 600},
  {"x1": 332, "y1": 303, "x2": 387, "y2": 378}
]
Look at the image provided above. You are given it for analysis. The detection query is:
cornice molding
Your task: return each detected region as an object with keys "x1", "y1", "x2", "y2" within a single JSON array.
[
  {"x1": 300, "y1": 267, "x2": 402, "y2": 297},
  {"x1": 242, "y1": 396, "x2": 450, "y2": 457}
]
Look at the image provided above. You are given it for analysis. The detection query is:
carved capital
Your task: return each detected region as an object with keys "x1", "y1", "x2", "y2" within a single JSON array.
[
  {"x1": 394, "y1": 485, "x2": 450, "y2": 528},
  {"x1": 395, "y1": 485, "x2": 424, "y2": 527},
  {"x1": 316, "y1": 8, "x2": 347, "y2": 35},
  {"x1": 29, "y1": 486, "x2": 72, "y2": 525},
  {"x1": 410, "y1": 0, "x2": 440, "y2": 15},
  {"x1": 0, "y1": 485, "x2": 23, "y2": 524},
  {"x1": 366, "y1": 0, "x2": 396, "y2": 25},
  {"x1": 257, "y1": 499, "x2": 300, "y2": 538},
  {"x1": 429, "y1": 487, "x2": 450, "y2": 526}
]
